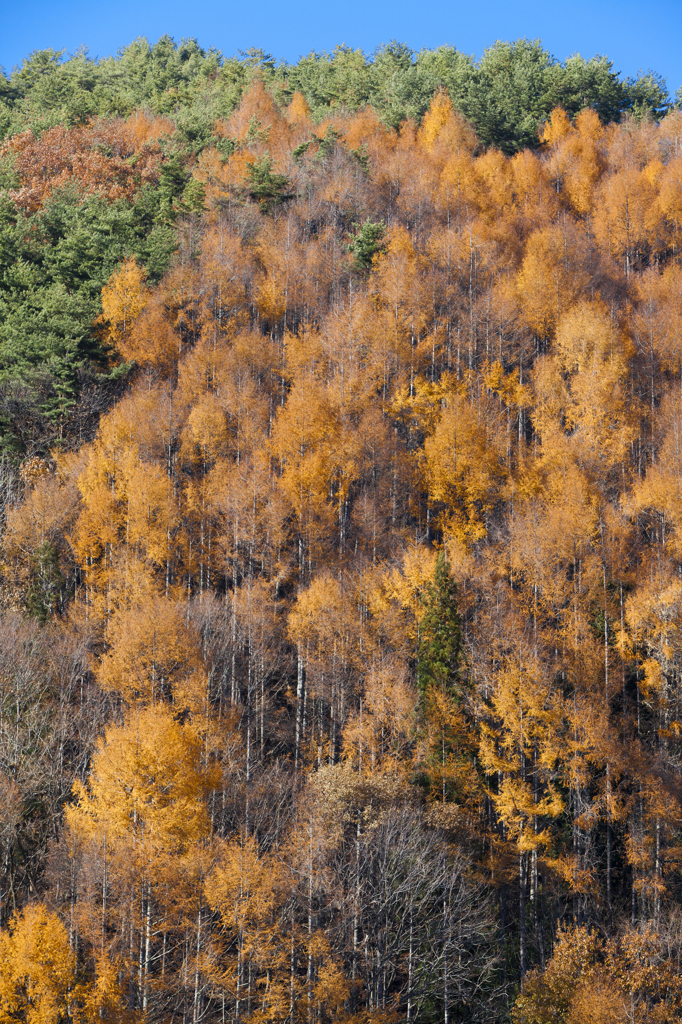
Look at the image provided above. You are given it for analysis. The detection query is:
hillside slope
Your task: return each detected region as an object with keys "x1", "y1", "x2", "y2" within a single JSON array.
[{"x1": 1, "y1": 45, "x2": 682, "y2": 1024}]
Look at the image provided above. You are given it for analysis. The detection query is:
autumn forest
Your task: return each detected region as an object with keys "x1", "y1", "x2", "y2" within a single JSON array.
[{"x1": 1, "y1": 34, "x2": 682, "y2": 1024}]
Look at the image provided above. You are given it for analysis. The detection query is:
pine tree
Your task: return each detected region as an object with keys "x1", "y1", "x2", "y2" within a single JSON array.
[
  {"x1": 244, "y1": 156, "x2": 293, "y2": 213},
  {"x1": 347, "y1": 219, "x2": 386, "y2": 271},
  {"x1": 417, "y1": 552, "x2": 462, "y2": 698}
]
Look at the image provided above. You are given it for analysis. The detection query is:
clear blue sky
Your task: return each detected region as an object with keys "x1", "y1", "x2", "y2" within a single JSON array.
[{"x1": 4, "y1": 0, "x2": 682, "y2": 95}]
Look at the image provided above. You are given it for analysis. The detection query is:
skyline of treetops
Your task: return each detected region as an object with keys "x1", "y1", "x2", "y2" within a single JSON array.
[
  {"x1": 2, "y1": 26, "x2": 682, "y2": 1024},
  {"x1": 0, "y1": 34, "x2": 677, "y2": 149}
]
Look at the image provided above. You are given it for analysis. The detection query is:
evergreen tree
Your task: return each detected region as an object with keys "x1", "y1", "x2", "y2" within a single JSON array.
[
  {"x1": 347, "y1": 219, "x2": 386, "y2": 271},
  {"x1": 417, "y1": 552, "x2": 462, "y2": 698},
  {"x1": 244, "y1": 155, "x2": 293, "y2": 212}
]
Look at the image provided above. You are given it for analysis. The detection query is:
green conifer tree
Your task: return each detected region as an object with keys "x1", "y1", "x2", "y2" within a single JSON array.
[{"x1": 417, "y1": 552, "x2": 462, "y2": 698}]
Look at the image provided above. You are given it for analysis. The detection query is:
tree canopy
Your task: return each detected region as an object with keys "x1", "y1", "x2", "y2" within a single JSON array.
[{"x1": 1, "y1": 31, "x2": 682, "y2": 1024}]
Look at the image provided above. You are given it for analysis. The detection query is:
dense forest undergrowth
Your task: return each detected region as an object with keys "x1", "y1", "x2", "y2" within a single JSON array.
[{"x1": 2, "y1": 33, "x2": 682, "y2": 1024}]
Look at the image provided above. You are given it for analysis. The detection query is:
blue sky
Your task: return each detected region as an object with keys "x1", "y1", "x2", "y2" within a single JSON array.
[{"x1": 4, "y1": 0, "x2": 682, "y2": 95}]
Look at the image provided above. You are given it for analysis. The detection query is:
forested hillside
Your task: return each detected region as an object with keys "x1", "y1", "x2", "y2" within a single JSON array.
[{"x1": 1, "y1": 34, "x2": 682, "y2": 1024}]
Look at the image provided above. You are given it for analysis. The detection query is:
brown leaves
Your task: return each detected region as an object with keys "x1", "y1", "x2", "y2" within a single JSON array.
[
  {"x1": 2, "y1": 119, "x2": 160, "y2": 212},
  {"x1": 514, "y1": 925, "x2": 682, "y2": 1024}
]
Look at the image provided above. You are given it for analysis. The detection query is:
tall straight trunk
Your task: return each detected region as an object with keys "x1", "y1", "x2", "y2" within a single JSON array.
[
  {"x1": 443, "y1": 897, "x2": 450, "y2": 1024},
  {"x1": 143, "y1": 884, "x2": 151, "y2": 1012},
  {"x1": 295, "y1": 644, "x2": 304, "y2": 769},
  {"x1": 307, "y1": 807, "x2": 314, "y2": 1024},
  {"x1": 138, "y1": 895, "x2": 144, "y2": 1010},
  {"x1": 655, "y1": 816, "x2": 661, "y2": 926},
  {"x1": 236, "y1": 927, "x2": 242, "y2": 1024},
  {"x1": 519, "y1": 851, "x2": 527, "y2": 978},
  {"x1": 290, "y1": 924, "x2": 296, "y2": 1023},
  {"x1": 407, "y1": 905, "x2": 414, "y2": 1022},
  {"x1": 100, "y1": 835, "x2": 106, "y2": 953},
  {"x1": 231, "y1": 542, "x2": 238, "y2": 704},
  {"x1": 604, "y1": 558, "x2": 612, "y2": 921},
  {"x1": 245, "y1": 606, "x2": 253, "y2": 832},
  {"x1": 193, "y1": 900, "x2": 202, "y2": 1024},
  {"x1": 351, "y1": 811, "x2": 361, "y2": 1011}
]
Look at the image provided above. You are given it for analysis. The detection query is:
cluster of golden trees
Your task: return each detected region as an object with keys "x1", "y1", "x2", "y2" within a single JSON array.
[{"x1": 3, "y1": 81, "x2": 682, "y2": 1022}]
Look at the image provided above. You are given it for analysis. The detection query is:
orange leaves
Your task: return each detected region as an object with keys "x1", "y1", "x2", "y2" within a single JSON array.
[
  {"x1": 0, "y1": 904, "x2": 76, "y2": 1024},
  {"x1": 340, "y1": 105, "x2": 395, "y2": 157},
  {"x1": 225, "y1": 78, "x2": 283, "y2": 141},
  {"x1": 287, "y1": 572, "x2": 351, "y2": 649},
  {"x1": 178, "y1": 333, "x2": 272, "y2": 462},
  {"x1": 631, "y1": 264, "x2": 682, "y2": 376},
  {"x1": 70, "y1": 386, "x2": 183, "y2": 612},
  {"x1": 438, "y1": 153, "x2": 482, "y2": 219},
  {"x1": 528, "y1": 300, "x2": 636, "y2": 480},
  {"x1": 373, "y1": 543, "x2": 438, "y2": 639},
  {"x1": 507, "y1": 465, "x2": 597, "y2": 613},
  {"x1": 200, "y1": 146, "x2": 255, "y2": 192},
  {"x1": 254, "y1": 228, "x2": 291, "y2": 320},
  {"x1": 627, "y1": 389, "x2": 682, "y2": 565},
  {"x1": 220, "y1": 77, "x2": 293, "y2": 168},
  {"x1": 514, "y1": 925, "x2": 682, "y2": 1024},
  {"x1": 554, "y1": 300, "x2": 636, "y2": 472},
  {"x1": 196, "y1": 226, "x2": 253, "y2": 332},
  {"x1": 117, "y1": 293, "x2": 182, "y2": 372},
  {"x1": 129, "y1": 462, "x2": 179, "y2": 566},
  {"x1": 206, "y1": 833, "x2": 284, "y2": 932},
  {"x1": 369, "y1": 225, "x2": 429, "y2": 374},
  {"x1": 624, "y1": 554, "x2": 682, "y2": 678},
  {"x1": 593, "y1": 165, "x2": 660, "y2": 268},
  {"x1": 207, "y1": 450, "x2": 289, "y2": 583},
  {"x1": 418, "y1": 91, "x2": 476, "y2": 156},
  {"x1": 475, "y1": 147, "x2": 512, "y2": 217},
  {"x1": 253, "y1": 219, "x2": 340, "y2": 329},
  {"x1": 99, "y1": 257, "x2": 150, "y2": 351},
  {"x1": 658, "y1": 155, "x2": 682, "y2": 238},
  {"x1": 98, "y1": 597, "x2": 202, "y2": 706},
  {"x1": 254, "y1": 269, "x2": 287, "y2": 324},
  {"x1": 418, "y1": 92, "x2": 455, "y2": 150},
  {"x1": 542, "y1": 107, "x2": 605, "y2": 217},
  {"x1": 4, "y1": 471, "x2": 77, "y2": 562},
  {"x1": 122, "y1": 109, "x2": 174, "y2": 152},
  {"x1": 422, "y1": 388, "x2": 508, "y2": 545},
  {"x1": 512, "y1": 926, "x2": 604, "y2": 1024},
  {"x1": 76, "y1": 955, "x2": 134, "y2": 1024},
  {"x1": 2, "y1": 119, "x2": 159, "y2": 212},
  {"x1": 359, "y1": 658, "x2": 416, "y2": 766},
  {"x1": 180, "y1": 395, "x2": 230, "y2": 468},
  {"x1": 510, "y1": 149, "x2": 557, "y2": 223},
  {"x1": 517, "y1": 224, "x2": 581, "y2": 337},
  {"x1": 541, "y1": 106, "x2": 573, "y2": 148},
  {"x1": 67, "y1": 705, "x2": 217, "y2": 853},
  {"x1": 287, "y1": 90, "x2": 312, "y2": 125},
  {"x1": 269, "y1": 379, "x2": 345, "y2": 544},
  {"x1": 205, "y1": 831, "x2": 353, "y2": 1024},
  {"x1": 15, "y1": 72, "x2": 682, "y2": 1024},
  {"x1": 118, "y1": 263, "x2": 202, "y2": 373},
  {"x1": 555, "y1": 299, "x2": 629, "y2": 376},
  {"x1": 415, "y1": 97, "x2": 479, "y2": 221}
]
